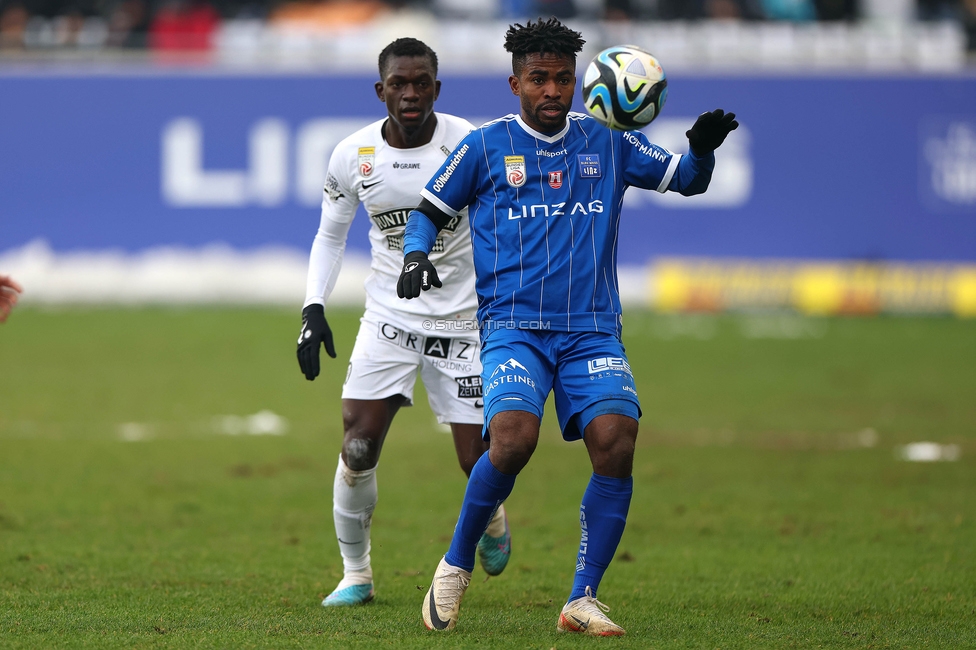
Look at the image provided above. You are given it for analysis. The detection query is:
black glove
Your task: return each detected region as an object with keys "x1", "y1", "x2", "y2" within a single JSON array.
[
  {"x1": 396, "y1": 250, "x2": 441, "y2": 299},
  {"x1": 296, "y1": 304, "x2": 335, "y2": 381},
  {"x1": 685, "y1": 109, "x2": 739, "y2": 156}
]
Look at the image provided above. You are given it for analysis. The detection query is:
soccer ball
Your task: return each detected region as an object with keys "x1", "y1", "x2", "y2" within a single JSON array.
[{"x1": 581, "y1": 45, "x2": 667, "y2": 131}]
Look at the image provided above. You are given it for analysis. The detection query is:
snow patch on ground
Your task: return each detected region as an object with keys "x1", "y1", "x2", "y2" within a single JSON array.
[
  {"x1": 0, "y1": 240, "x2": 368, "y2": 307},
  {"x1": 1, "y1": 239, "x2": 654, "y2": 308}
]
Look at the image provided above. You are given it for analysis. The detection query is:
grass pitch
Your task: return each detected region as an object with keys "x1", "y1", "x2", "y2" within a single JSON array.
[{"x1": 0, "y1": 308, "x2": 974, "y2": 648}]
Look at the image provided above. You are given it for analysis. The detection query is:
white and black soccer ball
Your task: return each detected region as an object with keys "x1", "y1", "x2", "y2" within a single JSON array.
[{"x1": 581, "y1": 45, "x2": 668, "y2": 131}]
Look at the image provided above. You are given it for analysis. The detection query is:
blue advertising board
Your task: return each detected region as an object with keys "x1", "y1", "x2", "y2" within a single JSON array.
[{"x1": 1, "y1": 70, "x2": 974, "y2": 263}]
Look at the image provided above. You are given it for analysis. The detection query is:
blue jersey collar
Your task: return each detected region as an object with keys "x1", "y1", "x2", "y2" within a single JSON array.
[{"x1": 515, "y1": 114, "x2": 570, "y2": 143}]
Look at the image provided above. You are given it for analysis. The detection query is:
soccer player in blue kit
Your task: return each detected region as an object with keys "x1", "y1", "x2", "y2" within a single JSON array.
[{"x1": 397, "y1": 18, "x2": 738, "y2": 636}]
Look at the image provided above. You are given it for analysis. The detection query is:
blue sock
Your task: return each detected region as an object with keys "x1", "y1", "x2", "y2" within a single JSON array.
[
  {"x1": 569, "y1": 473, "x2": 633, "y2": 602},
  {"x1": 445, "y1": 452, "x2": 517, "y2": 572}
]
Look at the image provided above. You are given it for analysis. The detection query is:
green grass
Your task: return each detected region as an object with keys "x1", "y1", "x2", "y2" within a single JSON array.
[{"x1": 1, "y1": 308, "x2": 974, "y2": 648}]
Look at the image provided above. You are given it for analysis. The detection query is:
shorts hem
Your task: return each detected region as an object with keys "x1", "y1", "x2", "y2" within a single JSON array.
[
  {"x1": 434, "y1": 413, "x2": 485, "y2": 426},
  {"x1": 485, "y1": 398, "x2": 544, "y2": 424},
  {"x1": 340, "y1": 390, "x2": 415, "y2": 405},
  {"x1": 562, "y1": 396, "x2": 641, "y2": 442}
]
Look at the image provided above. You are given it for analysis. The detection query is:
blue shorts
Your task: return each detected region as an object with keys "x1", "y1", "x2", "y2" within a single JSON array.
[{"x1": 480, "y1": 328, "x2": 641, "y2": 441}]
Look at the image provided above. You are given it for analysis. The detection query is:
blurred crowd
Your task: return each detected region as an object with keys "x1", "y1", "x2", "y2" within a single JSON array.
[{"x1": 0, "y1": 0, "x2": 974, "y2": 53}]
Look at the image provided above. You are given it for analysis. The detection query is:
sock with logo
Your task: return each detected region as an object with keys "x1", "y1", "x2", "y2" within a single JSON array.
[
  {"x1": 484, "y1": 502, "x2": 508, "y2": 537},
  {"x1": 332, "y1": 454, "x2": 377, "y2": 583},
  {"x1": 568, "y1": 473, "x2": 633, "y2": 602},
  {"x1": 444, "y1": 452, "x2": 517, "y2": 572}
]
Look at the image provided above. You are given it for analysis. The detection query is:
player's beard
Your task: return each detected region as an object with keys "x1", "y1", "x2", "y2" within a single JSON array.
[{"x1": 524, "y1": 96, "x2": 571, "y2": 133}]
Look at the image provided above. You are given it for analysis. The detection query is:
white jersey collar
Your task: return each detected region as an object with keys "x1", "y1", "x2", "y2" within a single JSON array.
[
  {"x1": 382, "y1": 112, "x2": 446, "y2": 150},
  {"x1": 515, "y1": 114, "x2": 570, "y2": 143}
]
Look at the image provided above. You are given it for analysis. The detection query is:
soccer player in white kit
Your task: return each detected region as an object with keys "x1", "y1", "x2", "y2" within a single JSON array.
[{"x1": 297, "y1": 38, "x2": 511, "y2": 607}]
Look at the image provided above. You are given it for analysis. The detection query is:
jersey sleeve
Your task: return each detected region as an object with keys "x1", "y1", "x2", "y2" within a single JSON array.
[
  {"x1": 618, "y1": 130, "x2": 682, "y2": 193},
  {"x1": 419, "y1": 130, "x2": 483, "y2": 217},
  {"x1": 303, "y1": 146, "x2": 360, "y2": 308}
]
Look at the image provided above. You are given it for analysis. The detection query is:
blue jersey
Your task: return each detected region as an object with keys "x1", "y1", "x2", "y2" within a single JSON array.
[{"x1": 419, "y1": 112, "x2": 684, "y2": 337}]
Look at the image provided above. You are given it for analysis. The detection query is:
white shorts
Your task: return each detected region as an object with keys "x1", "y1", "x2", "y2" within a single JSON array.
[{"x1": 341, "y1": 316, "x2": 484, "y2": 425}]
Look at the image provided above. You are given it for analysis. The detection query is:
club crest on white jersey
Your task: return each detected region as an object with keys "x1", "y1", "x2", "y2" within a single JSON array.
[
  {"x1": 307, "y1": 114, "x2": 477, "y2": 330},
  {"x1": 358, "y1": 147, "x2": 375, "y2": 177}
]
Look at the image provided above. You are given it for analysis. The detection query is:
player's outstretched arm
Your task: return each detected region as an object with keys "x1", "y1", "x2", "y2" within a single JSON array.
[
  {"x1": 296, "y1": 304, "x2": 336, "y2": 381},
  {"x1": 685, "y1": 109, "x2": 738, "y2": 156},
  {"x1": 0, "y1": 275, "x2": 23, "y2": 324},
  {"x1": 397, "y1": 199, "x2": 452, "y2": 300},
  {"x1": 667, "y1": 109, "x2": 739, "y2": 196}
]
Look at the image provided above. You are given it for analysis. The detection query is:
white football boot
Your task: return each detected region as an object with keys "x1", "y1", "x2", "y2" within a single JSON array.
[
  {"x1": 556, "y1": 586, "x2": 626, "y2": 636},
  {"x1": 421, "y1": 556, "x2": 471, "y2": 631}
]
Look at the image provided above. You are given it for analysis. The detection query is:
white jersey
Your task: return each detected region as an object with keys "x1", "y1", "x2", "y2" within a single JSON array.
[{"x1": 304, "y1": 113, "x2": 478, "y2": 329}]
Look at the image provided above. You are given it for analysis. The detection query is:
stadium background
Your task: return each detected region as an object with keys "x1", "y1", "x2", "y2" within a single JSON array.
[
  {"x1": 1, "y1": 1, "x2": 975, "y2": 314},
  {"x1": 2, "y1": 3, "x2": 976, "y2": 647}
]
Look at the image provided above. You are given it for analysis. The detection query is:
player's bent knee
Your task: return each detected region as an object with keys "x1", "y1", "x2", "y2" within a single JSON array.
[
  {"x1": 583, "y1": 410, "x2": 639, "y2": 477},
  {"x1": 580, "y1": 401, "x2": 638, "y2": 438},
  {"x1": 343, "y1": 437, "x2": 379, "y2": 471},
  {"x1": 585, "y1": 416, "x2": 638, "y2": 452},
  {"x1": 491, "y1": 433, "x2": 537, "y2": 461},
  {"x1": 487, "y1": 410, "x2": 539, "y2": 473}
]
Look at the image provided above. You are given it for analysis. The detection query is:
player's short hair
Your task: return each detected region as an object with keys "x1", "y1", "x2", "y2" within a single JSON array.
[
  {"x1": 378, "y1": 38, "x2": 439, "y2": 80},
  {"x1": 504, "y1": 17, "x2": 585, "y2": 76}
]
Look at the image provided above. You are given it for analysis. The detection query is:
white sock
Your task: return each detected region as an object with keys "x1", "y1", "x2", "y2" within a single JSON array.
[
  {"x1": 332, "y1": 454, "x2": 377, "y2": 584},
  {"x1": 484, "y1": 502, "x2": 507, "y2": 538}
]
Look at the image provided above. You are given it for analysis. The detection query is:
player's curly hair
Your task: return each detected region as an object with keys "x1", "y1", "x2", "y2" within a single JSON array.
[
  {"x1": 504, "y1": 17, "x2": 585, "y2": 76},
  {"x1": 378, "y1": 38, "x2": 438, "y2": 80}
]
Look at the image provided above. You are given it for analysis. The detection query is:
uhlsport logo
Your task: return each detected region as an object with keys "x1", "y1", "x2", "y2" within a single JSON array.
[
  {"x1": 358, "y1": 147, "x2": 375, "y2": 177},
  {"x1": 537, "y1": 148, "x2": 568, "y2": 158},
  {"x1": 505, "y1": 155, "x2": 526, "y2": 188}
]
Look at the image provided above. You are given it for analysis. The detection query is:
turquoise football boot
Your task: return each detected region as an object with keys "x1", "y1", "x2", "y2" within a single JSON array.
[
  {"x1": 477, "y1": 505, "x2": 511, "y2": 576},
  {"x1": 322, "y1": 582, "x2": 374, "y2": 607}
]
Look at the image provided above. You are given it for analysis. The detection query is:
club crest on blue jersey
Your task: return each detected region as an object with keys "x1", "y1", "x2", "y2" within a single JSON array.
[
  {"x1": 548, "y1": 171, "x2": 563, "y2": 189},
  {"x1": 578, "y1": 154, "x2": 601, "y2": 178},
  {"x1": 505, "y1": 155, "x2": 527, "y2": 188}
]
